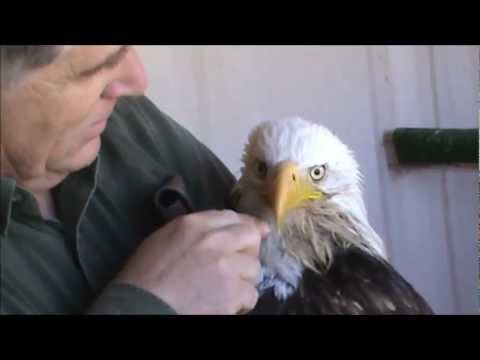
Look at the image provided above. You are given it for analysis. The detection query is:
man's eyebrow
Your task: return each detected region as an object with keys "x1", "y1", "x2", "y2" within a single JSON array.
[{"x1": 77, "y1": 45, "x2": 130, "y2": 78}]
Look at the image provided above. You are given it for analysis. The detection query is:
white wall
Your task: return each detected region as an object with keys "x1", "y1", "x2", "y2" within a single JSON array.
[{"x1": 136, "y1": 45, "x2": 479, "y2": 314}]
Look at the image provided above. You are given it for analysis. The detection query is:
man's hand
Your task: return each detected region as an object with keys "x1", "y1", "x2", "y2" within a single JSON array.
[{"x1": 116, "y1": 210, "x2": 270, "y2": 315}]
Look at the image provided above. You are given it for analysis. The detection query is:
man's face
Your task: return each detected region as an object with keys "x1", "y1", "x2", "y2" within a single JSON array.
[{"x1": 1, "y1": 45, "x2": 147, "y2": 185}]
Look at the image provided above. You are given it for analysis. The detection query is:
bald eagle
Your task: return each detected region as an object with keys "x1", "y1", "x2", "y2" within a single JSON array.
[{"x1": 232, "y1": 117, "x2": 433, "y2": 315}]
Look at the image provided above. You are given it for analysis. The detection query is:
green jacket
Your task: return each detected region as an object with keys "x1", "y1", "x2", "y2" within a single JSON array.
[{"x1": 0, "y1": 96, "x2": 236, "y2": 314}]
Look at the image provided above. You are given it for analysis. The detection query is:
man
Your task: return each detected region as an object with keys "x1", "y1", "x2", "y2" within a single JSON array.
[{"x1": 0, "y1": 45, "x2": 269, "y2": 314}]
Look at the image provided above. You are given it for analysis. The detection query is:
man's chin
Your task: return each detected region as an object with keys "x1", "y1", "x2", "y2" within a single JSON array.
[{"x1": 64, "y1": 137, "x2": 102, "y2": 173}]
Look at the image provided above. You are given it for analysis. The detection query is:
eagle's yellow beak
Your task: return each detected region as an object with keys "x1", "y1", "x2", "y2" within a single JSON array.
[{"x1": 269, "y1": 161, "x2": 324, "y2": 230}]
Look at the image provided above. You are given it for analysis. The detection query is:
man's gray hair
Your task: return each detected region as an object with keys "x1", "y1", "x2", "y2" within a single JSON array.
[{"x1": 1, "y1": 46, "x2": 63, "y2": 87}]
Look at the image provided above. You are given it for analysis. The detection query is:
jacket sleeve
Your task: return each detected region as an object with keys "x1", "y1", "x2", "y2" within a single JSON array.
[{"x1": 86, "y1": 282, "x2": 177, "y2": 315}]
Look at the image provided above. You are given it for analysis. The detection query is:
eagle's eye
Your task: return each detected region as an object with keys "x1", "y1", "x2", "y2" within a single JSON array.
[
  {"x1": 309, "y1": 165, "x2": 326, "y2": 181},
  {"x1": 256, "y1": 160, "x2": 268, "y2": 178}
]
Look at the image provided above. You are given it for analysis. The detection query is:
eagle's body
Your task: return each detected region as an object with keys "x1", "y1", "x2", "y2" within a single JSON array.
[
  {"x1": 250, "y1": 246, "x2": 433, "y2": 314},
  {"x1": 233, "y1": 117, "x2": 433, "y2": 315}
]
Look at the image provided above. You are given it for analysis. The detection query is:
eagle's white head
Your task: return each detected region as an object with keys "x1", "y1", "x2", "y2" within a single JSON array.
[{"x1": 234, "y1": 117, "x2": 387, "y2": 300}]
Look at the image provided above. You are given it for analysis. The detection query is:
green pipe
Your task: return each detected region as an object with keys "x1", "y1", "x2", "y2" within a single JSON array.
[{"x1": 392, "y1": 128, "x2": 479, "y2": 164}]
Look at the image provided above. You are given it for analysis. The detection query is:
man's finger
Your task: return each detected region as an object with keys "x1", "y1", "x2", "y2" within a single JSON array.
[
  {"x1": 210, "y1": 223, "x2": 264, "y2": 256},
  {"x1": 235, "y1": 281, "x2": 259, "y2": 315},
  {"x1": 221, "y1": 252, "x2": 261, "y2": 284}
]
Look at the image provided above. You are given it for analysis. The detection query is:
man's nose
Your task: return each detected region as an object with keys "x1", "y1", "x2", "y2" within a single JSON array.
[{"x1": 101, "y1": 48, "x2": 148, "y2": 99}]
